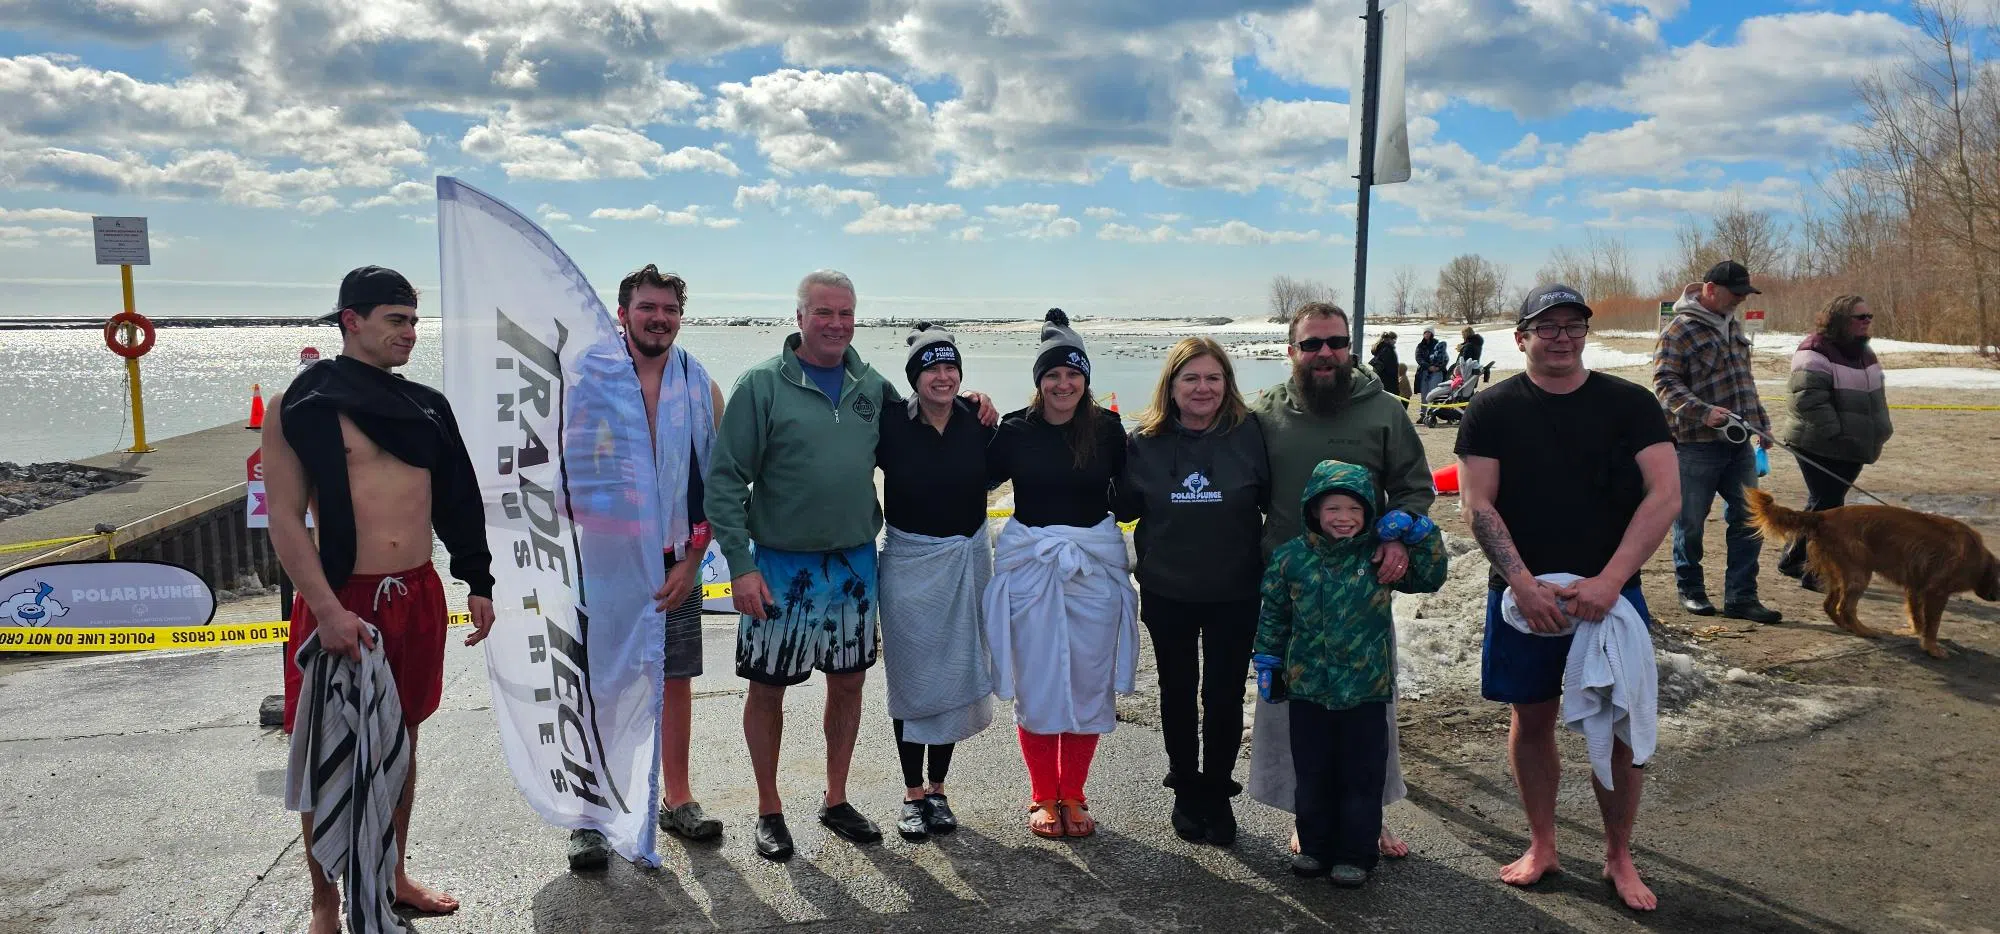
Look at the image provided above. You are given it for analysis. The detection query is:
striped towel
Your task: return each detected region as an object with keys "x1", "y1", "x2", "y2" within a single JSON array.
[{"x1": 285, "y1": 626, "x2": 413, "y2": 933}]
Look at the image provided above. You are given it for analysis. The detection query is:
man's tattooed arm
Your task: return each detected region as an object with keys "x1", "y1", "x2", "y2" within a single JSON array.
[{"x1": 1468, "y1": 504, "x2": 1529, "y2": 586}]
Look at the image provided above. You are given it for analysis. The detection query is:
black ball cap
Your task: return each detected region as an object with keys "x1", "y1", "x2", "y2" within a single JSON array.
[
  {"x1": 1703, "y1": 260, "x2": 1761, "y2": 295},
  {"x1": 1517, "y1": 282, "x2": 1593, "y2": 325},
  {"x1": 315, "y1": 265, "x2": 418, "y2": 325}
]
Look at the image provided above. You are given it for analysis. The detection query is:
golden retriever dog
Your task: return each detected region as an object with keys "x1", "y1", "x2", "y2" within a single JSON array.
[{"x1": 1746, "y1": 488, "x2": 2000, "y2": 658}]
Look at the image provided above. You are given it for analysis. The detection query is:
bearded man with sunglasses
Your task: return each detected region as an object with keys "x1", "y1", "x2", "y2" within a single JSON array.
[
  {"x1": 1246, "y1": 300, "x2": 1434, "y2": 860},
  {"x1": 1455, "y1": 284, "x2": 1679, "y2": 911}
]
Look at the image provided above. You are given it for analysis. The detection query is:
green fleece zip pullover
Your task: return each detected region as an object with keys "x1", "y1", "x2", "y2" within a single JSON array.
[
  {"x1": 704, "y1": 332, "x2": 896, "y2": 571},
  {"x1": 1253, "y1": 364, "x2": 1435, "y2": 558},
  {"x1": 1254, "y1": 460, "x2": 1448, "y2": 712}
]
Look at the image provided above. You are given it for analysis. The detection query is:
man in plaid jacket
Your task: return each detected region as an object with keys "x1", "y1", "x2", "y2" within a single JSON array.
[{"x1": 1652, "y1": 261, "x2": 1782, "y2": 624}]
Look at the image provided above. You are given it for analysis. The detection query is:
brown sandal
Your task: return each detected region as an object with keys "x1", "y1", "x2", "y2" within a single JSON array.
[
  {"x1": 1028, "y1": 800, "x2": 1065, "y2": 839},
  {"x1": 1058, "y1": 799, "x2": 1095, "y2": 838}
]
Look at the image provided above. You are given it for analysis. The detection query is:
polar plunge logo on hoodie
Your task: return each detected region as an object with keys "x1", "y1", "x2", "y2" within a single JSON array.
[{"x1": 1172, "y1": 471, "x2": 1224, "y2": 504}]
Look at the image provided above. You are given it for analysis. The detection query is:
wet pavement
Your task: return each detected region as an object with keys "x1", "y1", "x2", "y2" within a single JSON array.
[{"x1": 0, "y1": 621, "x2": 1649, "y2": 934}]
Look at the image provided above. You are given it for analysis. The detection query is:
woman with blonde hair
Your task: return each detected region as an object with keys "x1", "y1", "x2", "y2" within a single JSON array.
[{"x1": 1114, "y1": 336, "x2": 1270, "y2": 846}]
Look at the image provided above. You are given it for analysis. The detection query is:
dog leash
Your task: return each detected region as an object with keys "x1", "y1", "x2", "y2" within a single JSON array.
[{"x1": 1719, "y1": 412, "x2": 1896, "y2": 508}]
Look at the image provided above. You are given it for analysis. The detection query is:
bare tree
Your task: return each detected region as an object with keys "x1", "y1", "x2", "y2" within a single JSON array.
[
  {"x1": 1434, "y1": 254, "x2": 1506, "y2": 325},
  {"x1": 1387, "y1": 266, "x2": 1422, "y2": 318},
  {"x1": 1711, "y1": 202, "x2": 1791, "y2": 275},
  {"x1": 1267, "y1": 275, "x2": 1340, "y2": 323},
  {"x1": 1538, "y1": 231, "x2": 1639, "y2": 299}
]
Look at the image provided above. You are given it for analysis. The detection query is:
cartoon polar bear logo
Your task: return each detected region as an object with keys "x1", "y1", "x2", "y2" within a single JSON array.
[{"x1": 4, "y1": 583, "x2": 69, "y2": 627}]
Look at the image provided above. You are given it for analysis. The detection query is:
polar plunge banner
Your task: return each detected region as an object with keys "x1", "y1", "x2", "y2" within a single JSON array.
[{"x1": 439, "y1": 177, "x2": 671, "y2": 866}]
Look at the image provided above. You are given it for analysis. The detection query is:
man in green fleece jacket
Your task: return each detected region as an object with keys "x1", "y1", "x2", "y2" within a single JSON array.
[{"x1": 704, "y1": 269, "x2": 995, "y2": 861}]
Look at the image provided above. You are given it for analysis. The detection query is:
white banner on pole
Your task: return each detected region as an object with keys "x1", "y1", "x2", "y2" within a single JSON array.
[
  {"x1": 1349, "y1": 0, "x2": 1411, "y2": 185},
  {"x1": 438, "y1": 177, "x2": 670, "y2": 866}
]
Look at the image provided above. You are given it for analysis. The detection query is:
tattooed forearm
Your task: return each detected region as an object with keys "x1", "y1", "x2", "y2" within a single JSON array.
[{"x1": 1469, "y1": 506, "x2": 1528, "y2": 583}]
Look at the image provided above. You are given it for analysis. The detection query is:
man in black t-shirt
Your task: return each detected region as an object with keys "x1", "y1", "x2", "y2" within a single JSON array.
[{"x1": 1454, "y1": 284, "x2": 1679, "y2": 912}]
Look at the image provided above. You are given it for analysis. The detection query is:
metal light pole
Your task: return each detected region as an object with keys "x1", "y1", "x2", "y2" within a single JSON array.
[{"x1": 1351, "y1": 0, "x2": 1384, "y2": 351}]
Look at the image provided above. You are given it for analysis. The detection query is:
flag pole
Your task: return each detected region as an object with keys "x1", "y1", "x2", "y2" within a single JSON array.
[{"x1": 1352, "y1": 0, "x2": 1383, "y2": 351}]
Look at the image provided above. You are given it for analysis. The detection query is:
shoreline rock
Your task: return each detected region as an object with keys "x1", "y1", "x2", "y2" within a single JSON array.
[{"x1": 0, "y1": 462, "x2": 131, "y2": 521}]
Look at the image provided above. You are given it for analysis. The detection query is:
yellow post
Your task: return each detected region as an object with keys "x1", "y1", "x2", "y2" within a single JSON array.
[{"x1": 121, "y1": 264, "x2": 155, "y2": 453}]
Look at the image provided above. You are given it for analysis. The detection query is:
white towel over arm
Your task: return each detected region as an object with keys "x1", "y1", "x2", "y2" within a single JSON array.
[{"x1": 1501, "y1": 572, "x2": 1658, "y2": 790}]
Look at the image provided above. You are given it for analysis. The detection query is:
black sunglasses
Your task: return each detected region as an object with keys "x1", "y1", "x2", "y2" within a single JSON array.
[
  {"x1": 1851, "y1": 314, "x2": 1874, "y2": 322},
  {"x1": 1294, "y1": 336, "x2": 1351, "y2": 353}
]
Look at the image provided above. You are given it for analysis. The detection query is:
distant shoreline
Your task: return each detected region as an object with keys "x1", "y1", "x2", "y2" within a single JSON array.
[{"x1": 0, "y1": 314, "x2": 1248, "y2": 332}]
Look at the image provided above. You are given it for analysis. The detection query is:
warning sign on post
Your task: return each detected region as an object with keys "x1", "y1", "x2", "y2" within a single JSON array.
[
  {"x1": 92, "y1": 216, "x2": 150, "y2": 266},
  {"x1": 1743, "y1": 308, "x2": 1766, "y2": 335}
]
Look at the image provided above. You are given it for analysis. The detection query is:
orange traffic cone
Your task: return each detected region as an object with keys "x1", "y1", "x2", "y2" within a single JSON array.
[
  {"x1": 246, "y1": 384, "x2": 265, "y2": 430},
  {"x1": 1107, "y1": 391, "x2": 1120, "y2": 414}
]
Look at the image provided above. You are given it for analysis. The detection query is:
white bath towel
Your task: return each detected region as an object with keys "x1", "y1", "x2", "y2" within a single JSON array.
[
  {"x1": 982, "y1": 516, "x2": 1138, "y2": 735},
  {"x1": 1501, "y1": 572, "x2": 1658, "y2": 790},
  {"x1": 879, "y1": 524, "x2": 995, "y2": 744}
]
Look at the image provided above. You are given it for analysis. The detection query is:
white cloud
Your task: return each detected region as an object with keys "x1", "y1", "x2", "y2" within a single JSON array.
[
  {"x1": 590, "y1": 203, "x2": 740, "y2": 228},
  {"x1": 733, "y1": 180, "x2": 881, "y2": 216},
  {"x1": 352, "y1": 181, "x2": 433, "y2": 210},
  {"x1": 296, "y1": 195, "x2": 341, "y2": 215},
  {"x1": 1099, "y1": 223, "x2": 1177, "y2": 243},
  {"x1": 985, "y1": 203, "x2": 1063, "y2": 223},
  {"x1": 951, "y1": 225, "x2": 985, "y2": 242},
  {"x1": 1023, "y1": 217, "x2": 1081, "y2": 239},
  {"x1": 843, "y1": 202, "x2": 965, "y2": 235},
  {"x1": 1567, "y1": 12, "x2": 1919, "y2": 177},
  {"x1": 537, "y1": 203, "x2": 572, "y2": 222},
  {"x1": 0, "y1": 206, "x2": 93, "y2": 223},
  {"x1": 461, "y1": 122, "x2": 739, "y2": 181},
  {"x1": 1083, "y1": 206, "x2": 1121, "y2": 220},
  {"x1": 0, "y1": 146, "x2": 350, "y2": 207},
  {"x1": 566, "y1": 223, "x2": 595, "y2": 233},
  {"x1": 1583, "y1": 179, "x2": 1800, "y2": 216},
  {"x1": 1388, "y1": 224, "x2": 1467, "y2": 238},
  {"x1": 703, "y1": 69, "x2": 935, "y2": 176},
  {"x1": 704, "y1": 217, "x2": 742, "y2": 230},
  {"x1": 1187, "y1": 221, "x2": 1323, "y2": 245},
  {"x1": 1148, "y1": 213, "x2": 1187, "y2": 223}
]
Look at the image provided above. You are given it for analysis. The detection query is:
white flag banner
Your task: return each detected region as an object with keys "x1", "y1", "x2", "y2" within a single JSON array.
[
  {"x1": 439, "y1": 177, "x2": 670, "y2": 866},
  {"x1": 1348, "y1": 0, "x2": 1411, "y2": 185}
]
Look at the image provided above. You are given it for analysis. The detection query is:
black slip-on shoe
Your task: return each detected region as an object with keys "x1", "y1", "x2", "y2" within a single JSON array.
[
  {"x1": 923, "y1": 793, "x2": 959, "y2": 834},
  {"x1": 755, "y1": 814, "x2": 795, "y2": 861},
  {"x1": 660, "y1": 801, "x2": 724, "y2": 841},
  {"x1": 1291, "y1": 854, "x2": 1329, "y2": 878},
  {"x1": 819, "y1": 802, "x2": 884, "y2": 844},
  {"x1": 1723, "y1": 602, "x2": 1783, "y2": 625},
  {"x1": 1679, "y1": 593, "x2": 1717, "y2": 616},
  {"x1": 897, "y1": 799, "x2": 931, "y2": 841},
  {"x1": 567, "y1": 828, "x2": 610, "y2": 872},
  {"x1": 1170, "y1": 793, "x2": 1208, "y2": 842},
  {"x1": 1328, "y1": 864, "x2": 1370, "y2": 888},
  {"x1": 1204, "y1": 795, "x2": 1238, "y2": 848}
]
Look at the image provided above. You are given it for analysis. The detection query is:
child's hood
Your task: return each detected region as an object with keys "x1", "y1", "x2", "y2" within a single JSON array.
[{"x1": 1302, "y1": 459, "x2": 1376, "y2": 543}]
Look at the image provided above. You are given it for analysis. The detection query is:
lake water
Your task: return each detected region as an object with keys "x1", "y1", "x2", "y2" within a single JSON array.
[{"x1": 0, "y1": 322, "x2": 1297, "y2": 463}]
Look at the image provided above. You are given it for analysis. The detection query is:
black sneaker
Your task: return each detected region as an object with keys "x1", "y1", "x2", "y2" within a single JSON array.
[
  {"x1": 1723, "y1": 601, "x2": 1783, "y2": 625},
  {"x1": 897, "y1": 799, "x2": 931, "y2": 841},
  {"x1": 1291, "y1": 853, "x2": 1329, "y2": 878},
  {"x1": 567, "y1": 828, "x2": 610, "y2": 872},
  {"x1": 755, "y1": 814, "x2": 794, "y2": 861},
  {"x1": 819, "y1": 802, "x2": 884, "y2": 844},
  {"x1": 659, "y1": 801, "x2": 724, "y2": 841},
  {"x1": 1679, "y1": 593, "x2": 1717, "y2": 616},
  {"x1": 923, "y1": 793, "x2": 958, "y2": 834}
]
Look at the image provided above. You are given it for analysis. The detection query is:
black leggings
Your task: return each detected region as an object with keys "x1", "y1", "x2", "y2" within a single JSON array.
[
  {"x1": 892, "y1": 719, "x2": 955, "y2": 789},
  {"x1": 1141, "y1": 591, "x2": 1259, "y2": 792}
]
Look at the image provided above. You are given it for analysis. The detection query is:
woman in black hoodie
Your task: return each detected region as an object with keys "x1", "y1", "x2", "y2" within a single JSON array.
[{"x1": 1115, "y1": 336, "x2": 1270, "y2": 847}]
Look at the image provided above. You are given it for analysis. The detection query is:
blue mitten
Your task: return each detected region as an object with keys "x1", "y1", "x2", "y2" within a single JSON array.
[
  {"x1": 1402, "y1": 513, "x2": 1437, "y2": 544},
  {"x1": 1251, "y1": 653, "x2": 1287, "y2": 704},
  {"x1": 1375, "y1": 509, "x2": 1414, "y2": 543}
]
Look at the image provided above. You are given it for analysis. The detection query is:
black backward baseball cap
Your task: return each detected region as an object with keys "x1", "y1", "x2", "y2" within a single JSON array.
[
  {"x1": 315, "y1": 265, "x2": 419, "y2": 325},
  {"x1": 1703, "y1": 260, "x2": 1761, "y2": 295},
  {"x1": 1517, "y1": 282, "x2": 1592, "y2": 326}
]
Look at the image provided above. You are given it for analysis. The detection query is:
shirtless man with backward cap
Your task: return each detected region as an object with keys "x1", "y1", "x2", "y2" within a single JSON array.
[{"x1": 263, "y1": 265, "x2": 498, "y2": 932}]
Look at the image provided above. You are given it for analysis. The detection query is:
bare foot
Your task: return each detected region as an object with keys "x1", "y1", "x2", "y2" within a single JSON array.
[
  {"x1": 1847, "y1": 623, "x2": 1882, "y2": 639},
  {"x1": 1378, "y1": 827, "x2": 1410, "y2": 858},
  {"x1": 1603, "y1": 854, "x2": 1657, "y2": 911},
  {"x1": 1288, "y1": 828, "x2": 1300, "y2": 855},
  {"x1": 1924, "y1": 642, "x2": 1951, "y2": 660},
  {"x1": 307, "y1": 894, "x2": 340, "y2": 934},
  {"x1": 1499, "y1": 846, "x2": 1562, "y2": 886},
  {"x1": 394, "y1": 875, "x2": 460, "y2": 915}
]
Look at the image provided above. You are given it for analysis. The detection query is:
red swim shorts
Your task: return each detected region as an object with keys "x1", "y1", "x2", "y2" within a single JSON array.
[{"x1": 281, "y1": 563, "x2": 448, "y2": 733}]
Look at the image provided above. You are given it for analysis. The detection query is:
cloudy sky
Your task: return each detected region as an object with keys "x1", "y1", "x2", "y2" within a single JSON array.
[{"x1": 0, "y1": 0, "x2": 1926, "y2": 319}]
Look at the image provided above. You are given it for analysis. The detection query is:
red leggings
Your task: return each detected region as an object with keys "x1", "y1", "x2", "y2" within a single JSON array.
[{"x1": 1017, "y1": 726, "x2": 1100, "y2": 802}]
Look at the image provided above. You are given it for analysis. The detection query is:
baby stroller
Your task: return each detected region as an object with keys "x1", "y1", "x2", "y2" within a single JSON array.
[{"x1": 1418, "y1": 358, "x2": 1495, "y2": 427}]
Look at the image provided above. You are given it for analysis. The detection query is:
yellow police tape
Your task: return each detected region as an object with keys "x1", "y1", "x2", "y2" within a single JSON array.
[
  {"x1": 1886, "y1": 403, "x2": 2000, "y2": 411},
  {"x1": 0, "y1": 531, "x2": 116, "y2": 557}
]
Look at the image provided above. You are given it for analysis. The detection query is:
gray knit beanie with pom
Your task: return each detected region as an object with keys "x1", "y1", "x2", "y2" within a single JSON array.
[{"x1": 1031, "y1": 308, "x2": 1089, "y2": 386}]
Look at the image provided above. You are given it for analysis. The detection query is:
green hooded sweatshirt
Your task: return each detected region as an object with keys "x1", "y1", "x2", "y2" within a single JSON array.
[
  {"x1": 1252, "y1": 364, "x2": 1435, "y2": 559},
  {"x1": 704, "y1": 333, "x2": 896, "y2": 571},
  {"x1": 1254, "y1": 460, "x2": 1448, "y2": 712}
]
